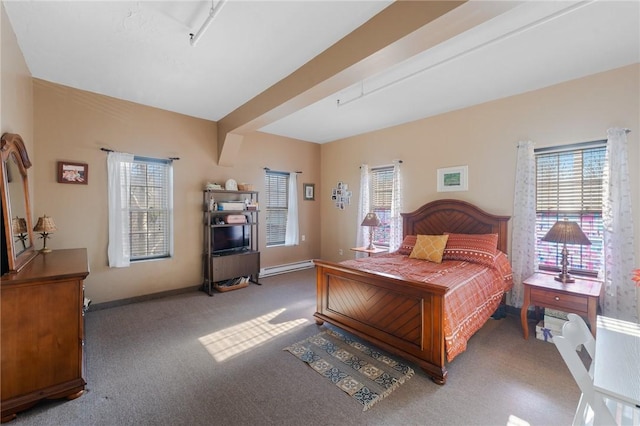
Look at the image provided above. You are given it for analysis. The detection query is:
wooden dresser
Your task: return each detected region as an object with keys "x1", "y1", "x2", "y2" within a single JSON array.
[{"x1": 1, "y1": 248, "x2": 89, "y2": 422}]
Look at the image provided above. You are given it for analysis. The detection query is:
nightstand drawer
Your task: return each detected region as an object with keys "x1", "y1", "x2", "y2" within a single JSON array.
[{"x1": 530, "y1": 288, "x2": 588, "y2": 313}]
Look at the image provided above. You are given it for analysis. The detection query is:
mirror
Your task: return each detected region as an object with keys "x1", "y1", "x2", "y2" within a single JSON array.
[
  {"x1": 7, "y1": 154, "x2": 31, "y2": 254},
  {"x1": 1, "y1": 133, "x2": 37, "y2": 274}
]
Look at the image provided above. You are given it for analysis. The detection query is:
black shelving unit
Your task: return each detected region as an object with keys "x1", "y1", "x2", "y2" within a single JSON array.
[{"x1": 202, "y1": 189, "x2": 260, "y2": 296}]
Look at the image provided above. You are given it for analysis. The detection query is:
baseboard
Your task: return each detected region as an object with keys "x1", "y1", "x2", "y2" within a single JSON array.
[
  {"x1": 89, "y1": 260, "x2": 316, "y2": 311},
  {"x1": 259, "y1": 260, "x2": 314, "y2": 278},
  {"x1": 88, "y1": 285, "x2": 201, "y2": 312}
]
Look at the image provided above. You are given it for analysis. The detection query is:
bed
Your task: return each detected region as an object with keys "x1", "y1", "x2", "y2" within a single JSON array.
[{"x1": 314, "y1": 199, "x2": 512, "y2": 384}]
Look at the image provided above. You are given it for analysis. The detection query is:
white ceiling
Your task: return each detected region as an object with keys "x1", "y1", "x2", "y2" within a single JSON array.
[{"x1": 4, "y1": 0, "x2": 639, "y2": 144}]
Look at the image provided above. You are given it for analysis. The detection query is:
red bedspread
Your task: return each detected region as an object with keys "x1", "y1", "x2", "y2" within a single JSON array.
[{"x1": 340, "y1": 252, "x2": 513, "y2": 361}]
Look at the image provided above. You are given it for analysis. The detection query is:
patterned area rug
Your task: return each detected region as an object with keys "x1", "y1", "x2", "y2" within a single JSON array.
[{"x1": 284, "y1": 328, "x2": 415, "y2": 411}]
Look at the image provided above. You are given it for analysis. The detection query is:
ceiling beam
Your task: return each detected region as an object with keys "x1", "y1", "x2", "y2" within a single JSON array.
[{"x1": 217, "y1": 0, "x2": 469, "y2": 165}]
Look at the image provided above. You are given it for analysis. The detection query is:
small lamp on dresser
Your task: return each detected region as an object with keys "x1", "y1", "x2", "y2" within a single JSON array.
[
  {"x1": 33, "y1": 215, "x2": 57, "y2": 253},
  {"x1": 542, "y1": 218, "x2": 591, "y2": 283}
]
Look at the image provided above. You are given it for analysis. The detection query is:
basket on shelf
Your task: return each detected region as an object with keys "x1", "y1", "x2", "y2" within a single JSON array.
[
  {"x1": 237, "y1": 183, "x2": 254, "y2": 191},
  {"x1": 214, "y1": 277, "x2": 250, "y2": 292}
]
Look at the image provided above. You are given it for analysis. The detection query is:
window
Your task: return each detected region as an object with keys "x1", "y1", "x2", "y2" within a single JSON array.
[
  {"x1": 129, "y1": 157, "x2": 173, "y2": 260},
  {"x1": 370, "y1": 166, "x2": 394, "y2": 247},
  {"x1": 265, "y1": 171, "x2": 289, "y2": 246},
  {"x1": 535, "y1": 142, "x2": 605, "y2": 277}
]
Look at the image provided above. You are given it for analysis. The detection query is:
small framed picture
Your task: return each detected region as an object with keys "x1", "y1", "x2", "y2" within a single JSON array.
[
  {"x1": 437, "y1": 165, "x2": 468, "y2": 192},
  {"x1": 57, "y1": 161, "x2": 88, "y2": 184},
  {"x1": 303, "y1": 183, "x2": 315, "y2": 201}
]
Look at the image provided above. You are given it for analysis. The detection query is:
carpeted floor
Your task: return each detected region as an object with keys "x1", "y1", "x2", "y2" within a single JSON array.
[{"x1": 12, "y1": 268, "x2": 580, "y2": 426}]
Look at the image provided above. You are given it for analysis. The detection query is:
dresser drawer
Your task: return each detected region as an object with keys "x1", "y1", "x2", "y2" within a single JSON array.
[{"x1": 530, "y1": 287, "x2": 589, "y2": 313}]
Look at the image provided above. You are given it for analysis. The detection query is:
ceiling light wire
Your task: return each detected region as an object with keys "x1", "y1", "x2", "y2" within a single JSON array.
[
  {"x1": 336, "y1": 0, "x2": 594, "y2": 108},
  {"x1": 189, "y1": 0, "x2": 226, "y2": 47}
]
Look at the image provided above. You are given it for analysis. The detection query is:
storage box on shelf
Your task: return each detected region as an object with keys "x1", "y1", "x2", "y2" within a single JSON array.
[
  {"x1": 237, "y1": 183, "x2": 254, "y2": 191},
  {"x1": 202, "y1": 189, "x2": 260, "y2": 295},
  {"x1": 218, "y1": 202, "x2": 246, "y2": 211}
]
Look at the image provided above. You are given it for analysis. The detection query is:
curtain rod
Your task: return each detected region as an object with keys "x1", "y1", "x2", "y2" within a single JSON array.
[
  {"x1": 263, "y1": 167, "x2": 302, "y2": 173},
  {"x1": 100, "y1": 147, "x2": 179, "y2": 161},
  {"x1": 359, "y1": 159, "x2": 403, "y2": 169}
]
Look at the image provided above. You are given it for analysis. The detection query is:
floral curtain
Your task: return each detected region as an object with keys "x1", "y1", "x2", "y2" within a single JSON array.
[
  {"x1": 356, "y1": 164, "x2": 370, "y2": 258},
  {"x1": 602, "y1": 128, "x2": 637, "y2": 321},
  {"x1": 107, "y1": 151, "x2": 134, "y2": 268},
  {"x1": 389, "y1": 160, "x2": 403, "y2": 252},
  {"x1": 510, "y1": 141, "x2": 537, "y2": 308}
]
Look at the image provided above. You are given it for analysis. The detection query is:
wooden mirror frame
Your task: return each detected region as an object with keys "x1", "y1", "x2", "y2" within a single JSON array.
[{"x1": 1, "y1": 133, "x2": 37, "y2": 274}]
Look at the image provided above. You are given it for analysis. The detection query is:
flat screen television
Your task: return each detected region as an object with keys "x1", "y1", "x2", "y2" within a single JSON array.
[{"x1": 212, "y1": 226, "x2": 250, "y2": 255}]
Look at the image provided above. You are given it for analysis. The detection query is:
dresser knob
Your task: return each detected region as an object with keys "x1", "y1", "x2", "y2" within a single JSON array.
[{"x1": 554, "y1": 296, "x2": 560, "y2": 301}]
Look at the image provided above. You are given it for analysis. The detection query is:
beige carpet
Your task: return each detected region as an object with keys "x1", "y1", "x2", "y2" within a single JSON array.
[{"x1": 11, "y1": 268, "x2": 581, "y2": 425}]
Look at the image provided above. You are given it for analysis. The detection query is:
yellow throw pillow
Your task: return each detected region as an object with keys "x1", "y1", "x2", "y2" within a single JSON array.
[{"x1": 409, "y1": 234, "x2": 449, "y2": 263}]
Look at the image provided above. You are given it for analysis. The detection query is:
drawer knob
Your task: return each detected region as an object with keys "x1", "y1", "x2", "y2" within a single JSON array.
[{"x1": 554, "y1": 296, "x2": 560, "y2": 301}]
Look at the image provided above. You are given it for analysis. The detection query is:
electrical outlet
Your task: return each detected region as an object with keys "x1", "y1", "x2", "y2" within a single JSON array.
[
  {"x1": 301, "y1": 235, "x2": 306, "y2": 242},
  {"x1": 338, "y1": 249, "x2": 343, "y2": 256}
]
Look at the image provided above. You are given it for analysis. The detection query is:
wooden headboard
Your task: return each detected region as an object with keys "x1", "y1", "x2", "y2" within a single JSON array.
[{"x1": 401, "y1": 199, "x2": 510, "y2": 253}]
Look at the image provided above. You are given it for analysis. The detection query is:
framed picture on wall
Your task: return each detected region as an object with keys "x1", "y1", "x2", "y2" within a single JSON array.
[
  {"x1": 303, "y1": 183, "x2": 315, "y2": 200},
  {"x1": 57, "y1": 161, "x2": 88, "y2": 184},
  {"x1": 437, "y1": 165, "x2": 468, "y2": 192}
]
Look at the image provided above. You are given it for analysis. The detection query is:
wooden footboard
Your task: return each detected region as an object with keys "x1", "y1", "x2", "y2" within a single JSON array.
[
  {"x1": 313, "y1": 199, "x2": 510, "y2": 384},
  {"x1": 314, "y1": 259, "x2": 449, "y2": 384}
]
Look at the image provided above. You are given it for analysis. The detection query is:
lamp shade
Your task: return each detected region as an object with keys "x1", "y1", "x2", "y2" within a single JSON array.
[
  {"x1": 542, "y1": 219, "x2": 591, "y2": 246},
  {"x1": 361, "y1": 212, "x2": 381, "y2": 227},
  {"x1": 33, "y1": 215, "x2": 57, "y2": 234},
  {"x1": 12, "y1": 216, "x2": 27, "y2": 234}
]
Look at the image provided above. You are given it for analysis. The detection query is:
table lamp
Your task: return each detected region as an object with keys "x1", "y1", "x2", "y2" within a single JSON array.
[
  {"x1": 12, "y1": 216, "x2": 28, "y2": 250},
  {"x1": 542, "y1": 218, "x2": 591, "y2": 283},
  {"x1": 361, "y1": 212, "x2": 381, "y2": 250},
  {"x1": 33, "y1": 215, "x2": 57, "y2": 253}
]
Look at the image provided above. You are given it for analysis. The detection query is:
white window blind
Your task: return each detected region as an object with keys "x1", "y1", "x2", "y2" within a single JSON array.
[
  {"x1": 265, "y1": 171, "x2": 289, "y2": 246},
  {"x1": 535, "y1": 142, "x2": 605, "y2": 276},
  {"x1": 371, "y1": 166, "x2": 393, "y2": 247},
  {"x1": 129, "y1": 157, "x2": 172, "y2": 260}
]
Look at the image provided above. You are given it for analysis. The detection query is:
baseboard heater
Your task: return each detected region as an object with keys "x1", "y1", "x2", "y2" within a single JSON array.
[{"x1": 259, "y1": 260, "x2": 314, "y2": 278}]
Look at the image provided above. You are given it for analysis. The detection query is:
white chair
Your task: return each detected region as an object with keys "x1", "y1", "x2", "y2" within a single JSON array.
[{"x1": 554, "y1": 313, "x2": 637, "y2": 426}]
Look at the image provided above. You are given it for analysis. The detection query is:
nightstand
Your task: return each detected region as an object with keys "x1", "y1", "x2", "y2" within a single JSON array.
[
  {"x1": 350, "y1": 246, "x2": 388, "y2": 257},
  {"x1": 520, "y1": 272, "x2": 602, "y2": 339}
]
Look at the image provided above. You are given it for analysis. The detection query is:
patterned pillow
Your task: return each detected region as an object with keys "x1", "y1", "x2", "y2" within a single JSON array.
[
  {"x1": 409, "y1": 234, "x2": 450, "y2": 263},
  {"x1": 442, "y1": 233, "x2": 499, "y2": 267},
  {"x1": 397, "y1": 235, "x2": 417, "y2": 255}
]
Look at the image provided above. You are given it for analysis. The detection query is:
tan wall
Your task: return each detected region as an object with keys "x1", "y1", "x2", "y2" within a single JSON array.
[
  {"x1": 239, "y1": 132, "x2": 322, "y2": 268},
  {"x1": 320, "y1": 64, "x2": 640, "y2": 270},
  {"x1": 1, "y1": 3, "x2": 36, "y2": 270},
  {"x1": 1, "y1": 2, "x2": 33, "y2": 159},
  {"x1": 32, "y1": 81, "x2": 321, "y2": 304},
  {"x1": 4, "y1": 3, "x2": 637, "y2": 303}
]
